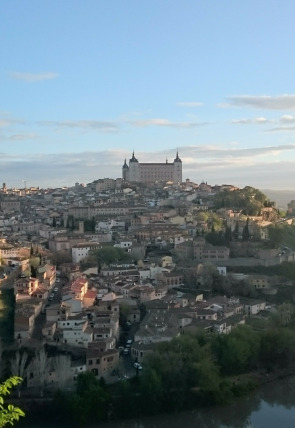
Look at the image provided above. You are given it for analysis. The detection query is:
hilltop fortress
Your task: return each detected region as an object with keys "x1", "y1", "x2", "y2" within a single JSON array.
[{"x1": 122, "y1": 151, "x2": 182, "y2": 184}]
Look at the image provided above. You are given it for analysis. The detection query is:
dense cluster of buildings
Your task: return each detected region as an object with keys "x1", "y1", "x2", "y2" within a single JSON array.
[{"x1": 0, "y1": 160, "x2": 291, "y2": 392}]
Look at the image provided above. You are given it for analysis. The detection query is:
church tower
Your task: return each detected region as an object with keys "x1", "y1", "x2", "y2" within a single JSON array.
[
  {"x1": 128, "y1": 151, "x2": 140, "y2": 181},
  {"x1": 173, "y1": 151, "x2": 182, "y2": 183},
  {"x1": 122, "y1": 158, "x2": 129, "y2": 181}
]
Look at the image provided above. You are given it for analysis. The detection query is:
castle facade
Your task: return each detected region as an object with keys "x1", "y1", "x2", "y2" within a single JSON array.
[{"x1": 122, "y1": 152, "x2": 182, "y2": 183}]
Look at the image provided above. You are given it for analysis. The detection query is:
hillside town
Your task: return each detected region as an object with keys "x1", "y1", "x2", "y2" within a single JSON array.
[{"x1": 0, "y1": 173, "x2": 295, "y2": 395}]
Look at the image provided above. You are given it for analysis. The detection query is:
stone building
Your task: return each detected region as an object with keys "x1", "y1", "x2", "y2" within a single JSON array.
[{"x1": 122, "y1": 151, "x2": 182, "y2": 183}]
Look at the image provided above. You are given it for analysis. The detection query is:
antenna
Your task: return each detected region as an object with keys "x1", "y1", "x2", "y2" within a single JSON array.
[{"x1": 21, "y1": 179, "x2": 29, "y2": 190}]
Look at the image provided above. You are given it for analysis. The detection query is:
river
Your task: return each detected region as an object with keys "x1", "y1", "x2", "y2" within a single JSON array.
[{"x1": 20, "y1": 376, "x2": 295, "y2": 428}]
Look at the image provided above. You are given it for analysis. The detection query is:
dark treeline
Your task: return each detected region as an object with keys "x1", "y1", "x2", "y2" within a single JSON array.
[
  {"x1": 18, "y1": 318, "x2": 295, "y2": 427},
  {"x1": 0, "y1": 289, "x2": 15, "y2": 344}
]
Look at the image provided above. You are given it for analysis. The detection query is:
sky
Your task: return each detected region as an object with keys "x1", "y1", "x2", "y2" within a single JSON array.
[{"x1": 2, "y1": 0, "x2": 295, "y2": 190}]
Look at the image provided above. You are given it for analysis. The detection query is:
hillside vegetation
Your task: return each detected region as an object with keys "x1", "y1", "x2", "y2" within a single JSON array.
[
  {"x1": 268, "y1": 222, "x2": 295, "y2": 249},
  {"x1": 213, "y1": 186, "x2": 273, "y2": 216}
]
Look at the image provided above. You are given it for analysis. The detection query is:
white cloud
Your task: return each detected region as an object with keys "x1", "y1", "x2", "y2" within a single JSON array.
[
  {"x1": 217, "y1": 102, "x2": 231, "y2": 108},
  {"x1": 39, "y1": 120, "x2": 119, "y2": 133},
  {"x1": 153, "y1": 144, "x2": 295, "y2": 162},
  {"x1": 2, "y1": 144, "x2": 295, "y2": 190},
  {"x1": 231, "y1": 117, "x2": 272, "y2": 125},
  {"x1": 0, "y1": 118, "x2": 24, "y2": 128},
  {"x1": 177, "y1": 102, "x2": 203, "y2": 107},
  {"x1": 227, "y1": 94, "x2": 295, "y2": 110},
  {"x1": 267, "y1": 126, "x2": 295, "y2": 133},
  {"x1": 7, "y1": 72, "x2": 59, "y2": 82},
  {"x1": 5, "y1": 133, "x2": 38, "y2": 141},
  {"x1": 280, "y1": 115, "x2": 295, "y2": 123},
  {"x1": 131, "y1": 118, "x2": 204, "y2": 128}
]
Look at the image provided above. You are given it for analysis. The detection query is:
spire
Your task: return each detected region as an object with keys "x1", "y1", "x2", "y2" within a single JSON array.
[
  {"x1": 174, "y1": 150, "x2": 181, "y2": 163},
  {"x1": 122, "y1": 158, "x2": 128, "y2": 169},
  {"x1": 130, "y1": 151, "x2": 138, "y2": 162}
]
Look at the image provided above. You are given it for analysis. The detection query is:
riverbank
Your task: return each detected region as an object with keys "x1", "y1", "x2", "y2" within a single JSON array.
[
  {"x1": 237, "y1": 363, "x2": 295, "y2": 388},
  {"x1": 12, "y1": 361, "x2": 295, "y2": 428},
  {"x1": 16, "y1": 375, "x2": 295, "y2": 428}
]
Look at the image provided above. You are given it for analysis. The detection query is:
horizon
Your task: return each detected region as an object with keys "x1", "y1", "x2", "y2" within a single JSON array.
[{"x1": 2, "y1": 1, "x2": 295, "y2": 190}]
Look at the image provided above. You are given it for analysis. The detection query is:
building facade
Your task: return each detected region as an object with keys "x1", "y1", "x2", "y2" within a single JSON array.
[{"x1": 122, "y1": 151, "x2": 182, "y2": 183}]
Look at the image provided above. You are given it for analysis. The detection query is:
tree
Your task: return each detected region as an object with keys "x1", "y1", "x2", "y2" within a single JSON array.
[
  {"x1": 9, "y1": 351, "x2": 29, "y2": 398},
  {"x1": 30, "y1": 256, "x2": 41, "y2": 268},
  {"x1": 213, "y1": 187, "x2": 269, "y2": 216},
  {"x1": 49, "y1": 250, "x2": 72, "y2": 267},
  {"x1": 30, "y1": 265, "x2": 37, "y2": 278},
  {"x1": 196, "y1": 212, "x2": 208, "y2": 222},
  {"x1": 119, "y1": 302, "x2": 131, "y2": 325},
  {"x1": 276, "y1": 303, "x2": 295, "y2": 327},
  {"x1": 0, "y1": 377, "x2": 25, "y2": 427},
  {"x1": 242, "y1": 218, "x2": 250, "y2": 241},
  {"x1": 67, "y1": 215, "x2": 75, "y2": 231},
  {"x1": 53, "y1": 355, "x2": 72, "y2": 390},
  {"x1": 30, "y1": 348, "x2": 49, "y2": 397},
  {"x1": 205, "y1": 230, "x2": 226, "y2": 246},
  {"x1": 93, "y1": 247, "x2": 132, "y2": 271},
  {"x1": 233, "y1": 221, "x2": 239, "y2": 240},
  {"x1": 68, "y1": 372, "x2": 110, "y2": 425},
  {"x1": 268, "y1": 224, "x2": 285, "y2": 248},
  {"x1": 0, "y1": 289, "x2": 15, "y2": 344},
  {"x1": 139, "y1": 368, "x2": 163, "y2": 415},
  {"x1": 211, "y1": 325, "x2": 260, "y2": 375},
  {"x1": 225, "y1": 225, "x2": 232, "y2": 244}
]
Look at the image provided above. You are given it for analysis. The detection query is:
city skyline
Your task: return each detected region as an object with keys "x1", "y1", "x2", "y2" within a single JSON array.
[{"x1": 2, "y1": 1, "x2": 295, "y2": 190}]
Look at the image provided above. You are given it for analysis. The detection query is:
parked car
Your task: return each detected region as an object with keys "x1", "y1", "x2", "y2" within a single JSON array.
[
  {"x1": 123, "y1": 348, "x2": 129, "y2": 355},
  {"x1": 134, "y1": 362, "x2": 142, "y2": 370},
  {"x1": 54, "y1": 287, "x2": 58, "y2": 292}
]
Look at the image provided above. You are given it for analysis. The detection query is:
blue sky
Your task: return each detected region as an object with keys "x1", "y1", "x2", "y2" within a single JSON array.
[{"x1": 2, "y1": 0, "x2": 295, "y2": 190}]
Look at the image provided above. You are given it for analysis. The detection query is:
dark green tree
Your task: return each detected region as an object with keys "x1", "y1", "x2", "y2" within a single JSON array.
[
  {"x1": 30, "y1": 265, "x2": 38, "y2": 278},
  {"x1": 211, "y1": 325, "x2": 260, "y2": 375},
  {"x1": 233, "y1": 221, "x2": 239, "y2": 240},
  {"x1": 225, "y1": 225, "x2": 232, "y2": 244},
  {"x1": 242, "y1": 218, "x2": 250, "y2": 241},
  {"x1": 93, "y1": 247, "x2": 132, "y2": 271},
  {"x1": 268, "y1": 224, "x2": 284, "y2": 248},
  {"x1": 68, "y1": 372, "x2": 110, "y2": 426},
  {"x1": 0, "y1": 290, "x2": 15, "y2": 344}
]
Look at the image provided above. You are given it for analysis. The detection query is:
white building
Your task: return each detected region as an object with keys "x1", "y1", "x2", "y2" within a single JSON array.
[
  {"x1": 72, "y1": 242, "x2": 100, "y2": 263},
  {"x1": 57, "y1": 318, "x2": 93, "y2": 348}
]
